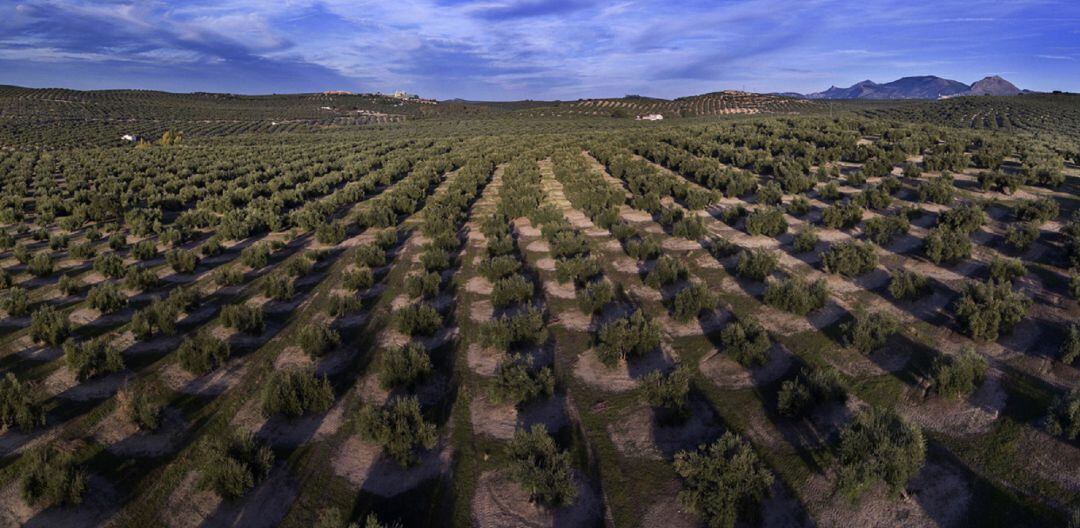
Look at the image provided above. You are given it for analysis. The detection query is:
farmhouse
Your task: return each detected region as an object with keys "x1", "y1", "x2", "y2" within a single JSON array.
[{"x1": 636, "y1": 113, "x2": 664, "y2": 121}]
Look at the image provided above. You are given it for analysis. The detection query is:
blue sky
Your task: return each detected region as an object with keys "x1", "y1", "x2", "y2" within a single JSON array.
[{"x1": 1, "y1": 1, "x2": 1078, "y2": 100}]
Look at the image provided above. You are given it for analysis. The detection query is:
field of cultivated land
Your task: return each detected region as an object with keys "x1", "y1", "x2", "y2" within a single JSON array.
[{"x1": 0, "y1": 103, "x2": 1077, "y2": 528}]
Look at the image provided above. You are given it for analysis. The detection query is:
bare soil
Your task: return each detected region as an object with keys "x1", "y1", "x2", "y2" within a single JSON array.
[
  {"x1": 550, "y1": 307, "x2": 593, "y2": 331},
  {"x1": 698, "y1": 343, "x2": 793, "y2": 390},
  {"x1": 164, "y1": 465, "x2": 297, "y2": 528},
  {"x1": 899, "y1": 373, "x2": 1006, "y2": 436},
  {"x1": 466, "y1": 343, "x2": 505, "y2": 377},
  {"x1": 525, "y1": 240, "x2": 551, "y2": 253},
  {"x1": 92, "y1": 407, "x2": 187, "y2": 457},
  {"x1": 465, "y1": 276, "x2": 493, "y2": 295},
  {"x1": 606, "y1": 401, "x2": 722, "y2": 460},
  {"x1": 469, "y1": 393, "x2": 568, "y2": 441},
  {"x1": 357, "y1": 370, "x2": 448, "y2": 407},
  {"x1": 160, "y1": 359, "x2": 248, "y2": 396},
  {"x1": 573, "y1": 345, "x2": 676, "y2": 392},
  {"x1": 810, "y1": 458, "x2": 972, "y2": 528},
  {"x1": 42, "y1": 368, "x2": 130, "y2": 401},
  {"x1": 272, "y1": 345, "x2": 313, "y2": 371},
  {"x1": 378, "y1": 326, "x2": 457, "y2": 352},
  {"x1": 662, "y1": 309, "x2": 727, "y2": 338},
  {"x1": 534, "y1": 257, "x2": 556, "y2": 272},
  {"x1": 332, "y1": 436, "x2": 452, "y2": 497},
  {"x1": 543, "y1": 279, "x2": 577, "y2": 300}
]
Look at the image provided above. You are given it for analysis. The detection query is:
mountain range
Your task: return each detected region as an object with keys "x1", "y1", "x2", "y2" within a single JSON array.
[{"x1": 799, "y1": 75, "x2": 1022, "y2": 100}]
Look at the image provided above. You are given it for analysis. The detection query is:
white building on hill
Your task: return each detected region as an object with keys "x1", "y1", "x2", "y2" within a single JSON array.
[{"x1": 636, "y1": 113, "x2": 664, "y2": 121}]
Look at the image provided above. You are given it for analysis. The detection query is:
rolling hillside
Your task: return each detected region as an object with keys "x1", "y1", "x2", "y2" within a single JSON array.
[{"x1": 519, "y1": 91, "x2": 817, "y2": 118}]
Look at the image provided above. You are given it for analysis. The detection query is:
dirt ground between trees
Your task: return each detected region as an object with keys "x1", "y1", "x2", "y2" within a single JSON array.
[
  {"x1": 469, "y1": 393, "x2": 569, "y2": 441},
  {"x1": 606, "y1": 401, "x2": 723, "y2": 460},
  {"x1": 163, "y1": 466, "x2": 297, "y2": 528},
  {"x1": 92, "y1": 406, "x2": 187, "y2": 457},
  {"x1": 808, "y1": 457, "x2": 972, "y2": 528},
  {"x1": 573, "y1": 345, "x2": 677, "y2": 392},
  {"x1": 471, "y1": 469, "x2": 602, "y2": 528},
  {"x1": 331, "y1": 435, "x2": 452, "y2": 497},
  {"x1": 898, "y1": 373, "x2": 1007, "y2": 436},
  {"x1": 160, "y1": 359, "x2": 249, "y2": 396}
]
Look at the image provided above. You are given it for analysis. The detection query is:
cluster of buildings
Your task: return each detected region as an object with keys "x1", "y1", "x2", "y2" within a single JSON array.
[
  {"x1": 390, "y1": 90, "x2": 437, "y2": 104},
  {"x1": 320, "y1": 89, "x2": 437, "y2": 105}
]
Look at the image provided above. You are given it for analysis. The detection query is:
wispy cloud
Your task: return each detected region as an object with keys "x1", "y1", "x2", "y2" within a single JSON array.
[{"x1": 0, "y1": 0, "x2": 1078, "y2": 97}]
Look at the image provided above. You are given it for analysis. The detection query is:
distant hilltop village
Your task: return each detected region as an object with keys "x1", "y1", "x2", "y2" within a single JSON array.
[{"x1": 321, "y1": 89, "x2": 437, "y2": 105}]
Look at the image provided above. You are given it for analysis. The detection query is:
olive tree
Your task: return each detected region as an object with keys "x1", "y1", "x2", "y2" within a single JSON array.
[
  {"x1": 674, "y1": 432, "x2": 774, "y2": 528},
  {"x1": 196, "y1": 432, "x2": 274, "y2": 500},
  {"x1": 491, "y1": 353, "x2": 555, "y2": 406},
  {"x1": 355, "y1": 396, "x2": 437, "y2": 467},
  {"x1": 63, "y1": 338, "x2": 124, "y2": 381},
  {"x1": 479, "y1": 307, "x2": 547, "y2": 350},
  {"x1": 395, "y1": 304, "x2": 443, "y2": 336},
  {"x1": 260, "y1": 368, "x2": 334, "y2": 418},
  {"x1": 29, "y1": 305, "x2": 69, "y2": 346},
  {"x1": 930, "y1": 347, "x2": 987, "y2": 399},
  {"x1": 821, "y1": 241, "x2": 878, "y2": 277},
  {"x1": 298, "y1": 322, "x2": 340, "y2": 358},
  {"x1": 117, "y1": 381, "x2": 163, "y2": 431},
  {"x1": 923, "y1": 227, "x2": 971, "y2": 265},
  {"x1": 1045, "y1": 390, "x2": 1080, "y2": 441},
  {"x1": 0, "y1": 373, "x2": 45, "y2": 431},
  {"x1": 954, "y1": 280, "x2": 1031, "y2": 340},
  {"x1": 745, "y1": 207, "x2": 787, "y2": 238},
  {"x1": 640, "y1": 366, "x2": 692, "y2": 422},
  {"x1": 764, "y1": 277, "x2": 829, "y2": 315},
  {"x1": 379, "y1": 342, "x2": 432, "y2": 389},
  {"x1": 888, "y1": 269, "x2": 930, "y2": 300},
  {"x1": 178, "y1": 331, "x2": 231, "y2": 374},
  {"x1": 835, "y1": 408, "x2": 925, "y2": 500},
  {"x1": 20, "y1": 445, "x2": 87, "y2": 508},
  {"x1": 1062, "y1": 324, "x2": 1080, "y2": 366},
  {"x1": 596, "y1": 310, "x2": 661, "y2": 367},
  {"x1": 720, "y1": 317, "x2": 771, "y2": 367},
  {"x1": 841, "y1": 310, "x2": 898, "y2": 353},
  {"x1": 671, "y1": 283, "x2": 717, "y2": 323},
  {"x1": 506, "y1": 424, "x2": 578, "y2": 507},
  {"x1": 735, "y1": 249, "x2": 778, "y2": 281},
  {"x1": 777, "y1": 367, "x2": 847, "y2": 418}
]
